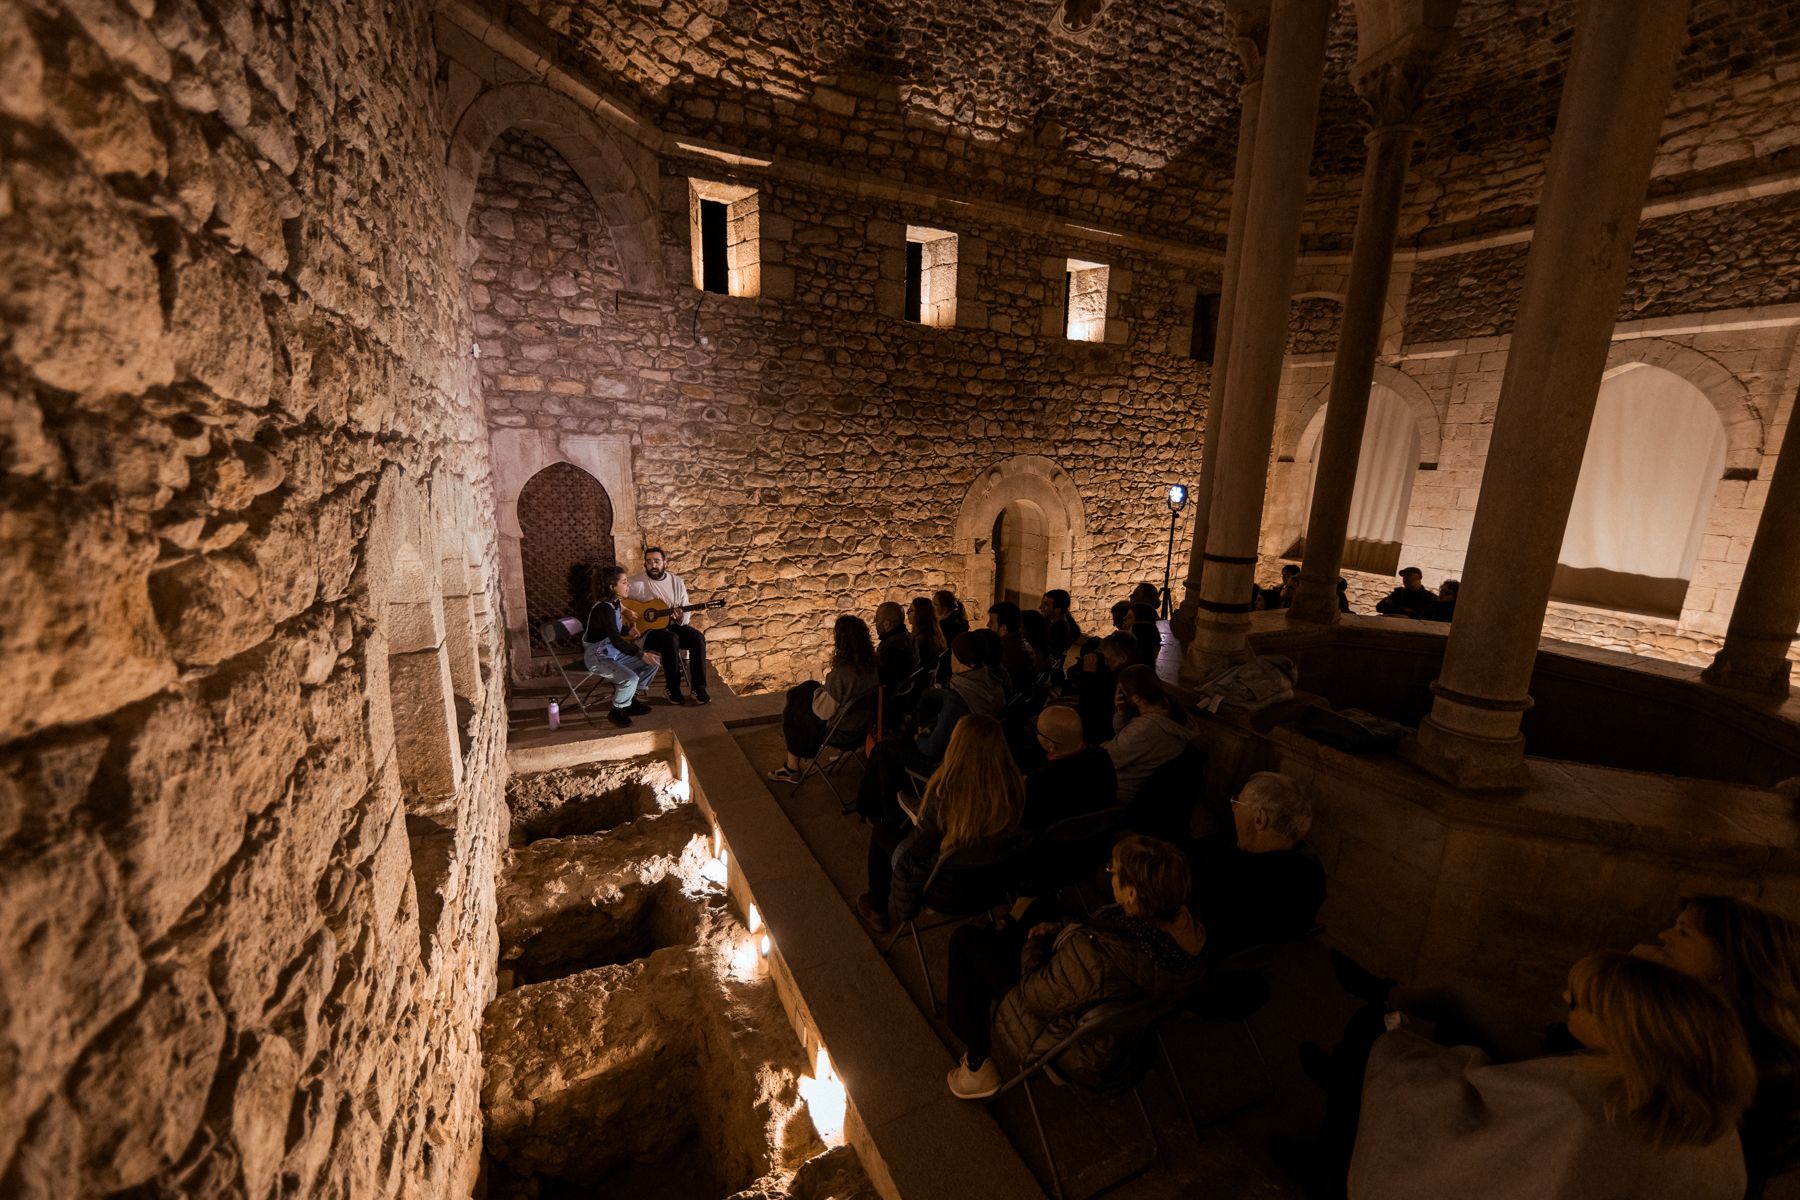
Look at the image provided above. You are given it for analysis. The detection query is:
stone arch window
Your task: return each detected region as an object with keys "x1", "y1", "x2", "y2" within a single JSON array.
[
  {"x1": 955, "y1": 456, "x2": 1087, "y2": 611},
  {"x1": 991, "y1": 500, "x2": 1050, "y2": 609},
  {"x1": 1551, "y1": 364, "x2": 1727, "y2": 618},
  {"x1": 517, "y1": 462, "x2": 615, "y2": 631},
  {"x1": 1291, "y1": 384, "x2": 1421, "y2": 575}
]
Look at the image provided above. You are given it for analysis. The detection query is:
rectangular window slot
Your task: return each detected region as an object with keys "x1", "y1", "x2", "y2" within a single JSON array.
[
  {"x1": 1190, "y1": 291, "x2": 1222, "y2": 362},
  {"x1": 1064, "y1": 258, "x2": 1109, "y2": 342},
  {"x1": 698, "y1": 199, "x2": 728, "y2": 295},
  {"x1": 688, "y1": 180, "x2": 760, "y2": 297},
  {"x1": 904, "y1": 226, "x2": 958, "y2": 327}
]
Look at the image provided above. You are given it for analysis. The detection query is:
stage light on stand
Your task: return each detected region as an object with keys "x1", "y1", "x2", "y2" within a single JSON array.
[{"x1": 1159, "y1": 482, "x2": 1190, "y2": 620}]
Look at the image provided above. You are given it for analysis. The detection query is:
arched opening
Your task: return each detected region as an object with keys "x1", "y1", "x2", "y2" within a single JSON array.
[
  {"x1": 1290, "y1": 384, "x2": 1421, "y2": 575},
  {"x1": 991, "y1": 501, "x2": 1049, "y2": 609},
  {"x1": 1551, "y1": 364, "x2": 1727, "y2": 618},
  {"x1": 517, "y1": 463, "x2": 615, "y2": 630}
]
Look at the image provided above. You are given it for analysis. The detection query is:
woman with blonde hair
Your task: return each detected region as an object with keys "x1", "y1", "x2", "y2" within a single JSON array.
[
  {"x1": 1346, "y1": 951, "x2": 1755, "y2": 1200},
  {"x1": 856, "y1": 715, "x2": 1023, "y2": 933},
  {"x1": 1640, "y1": 895, "x2": 1800, "y2": 1194}
]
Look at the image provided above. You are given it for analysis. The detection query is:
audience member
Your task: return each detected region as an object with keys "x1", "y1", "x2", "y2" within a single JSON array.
[
  {"x1": 767, "y1": 615, "x2": 880, "y2": 784},
  {"x1": 1637, "y1": 896, "x2": 1800, "y2": 1195},
  {"x1": 908, "y1": 596, "x2": 947, "y2": 676},
  {"x1": 1277, "y1": 563, "x2": 1301, "y2": 609},
  {"x1": 934, "y1": 590, "x2": 970, "y2": 681},
  {"x1": 854, "y1": 632, "x2": 1008, "y2": 824},
  {"x1": 988, "y1": 601, "x2": 1040, "y2": 695},
  {"x1": 1105, "y1": 665, "x2": 1195, "y2": 808},
  {"x1": 857, "y1": 715, "x2": 1024, "y2": 934},
  {"x1": 1074, "y1": 632, "x2": 1136, "y2": 747},
  {"x1": 1426, "y1": 579, "x2": 1460, "y2": 622},
  {"x1": 1129, "y1": 581, "x2": 1160, "y2": 610},
  {"x1": 1337, "y1": 576, "x2": 1353, "y2": 614},
  {"x1": 944, "y1": 835, "x2": 1206, "y2": 1098},
  {"x1": 1022, "y1": 706, "x2": 1118, "y2": 829},
  {"x1": 1341, "y1": 952, "x2": 1754, "y2": 1200},
  {"x1": 1019, "y1": 608, "x2": 1059, "y2": 678},
  {"x1": 1130, "y1": 602, "x2": 1163, "y2": 666},
  {"x1": 1189, "y1": 772, "x2": 1325, "y2": 955},
  {"x1": 873, "y1": 601, "x2": 918, "y2": 733},
  {"x1": 1374, "y1": 567, "x2": 1435, "y2": 619},
  {"x1": 1040, "y1": 589, "x2": 1082, "y2": 662},
  {"x1": 581, "y1": 564, "x2": 660, "y2": 728}
]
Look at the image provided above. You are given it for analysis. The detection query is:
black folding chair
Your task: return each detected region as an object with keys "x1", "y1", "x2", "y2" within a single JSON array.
[
  {"x1": 991, "y1": 978, "x2": 1209, "y2": 1200},
  {"x1": 882, "y1": 831, "x2": 1035, "y2": 1014},
  {"x1": 784, "y1": 684, "x2": 879, "y2": 813},
  {"x1": 535, "y1": 618, "x2": 611, "y2": 724}
]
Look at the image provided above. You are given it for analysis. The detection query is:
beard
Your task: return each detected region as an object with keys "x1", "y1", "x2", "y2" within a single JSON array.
[{"x1": 646, "y1": 566, "x2": 666, "y2": 580}]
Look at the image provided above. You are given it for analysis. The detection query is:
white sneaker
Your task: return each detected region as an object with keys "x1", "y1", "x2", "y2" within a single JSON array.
[{"x1": 946, "y1": 1055, "x2": 1002, "y2": 1100}]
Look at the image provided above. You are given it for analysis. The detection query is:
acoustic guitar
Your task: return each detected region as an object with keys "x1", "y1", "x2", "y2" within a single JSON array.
[{"x1": 623, "y1": 596, "x2": 726, "y2": 633}]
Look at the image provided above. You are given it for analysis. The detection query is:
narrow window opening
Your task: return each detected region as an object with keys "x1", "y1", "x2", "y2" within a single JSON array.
[
  {"x1": 1190, "y1": 291, "x2": 1222, "y2": 362},
  {"x1": 904, "y1": 226, "x2": 958, "y2": 327},
  {"x1": 1064, "y1": 258, "x2": 1109, "y2": 342},
  {"x1": 699, "y1": 199, "x2": 729, "y2": 295}
]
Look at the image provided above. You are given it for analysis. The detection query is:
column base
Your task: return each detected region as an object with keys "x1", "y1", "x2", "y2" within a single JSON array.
[
  {"x1": 1285, "y1": 596, "x2": 1339, "y2": 627},
  {"x1": 1402, "y1": 717, "x2": 1531, "y2": 792},
  {"x1": 1179, "y1": 612, "x2": 1254, "y2": 686},
  {"x1": 1700, "y1": 654, "x2": 1792, "y2": 698},
  {"x1": 1170, "y1": 593, "x2": 1202, "y2": 644}
]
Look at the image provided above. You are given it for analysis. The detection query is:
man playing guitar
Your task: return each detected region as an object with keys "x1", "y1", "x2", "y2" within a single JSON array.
[{"x1": 627, "y1": 546, "x2": 711, "y2": 705}]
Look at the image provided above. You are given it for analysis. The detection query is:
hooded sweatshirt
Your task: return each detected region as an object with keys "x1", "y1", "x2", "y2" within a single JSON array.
[
  {"x1": 915, "y1": 666, "x2": 1008, "y2": 760},
  {"x1": 1104, "y1": 709, "x2": 1194, "y2": 806}
]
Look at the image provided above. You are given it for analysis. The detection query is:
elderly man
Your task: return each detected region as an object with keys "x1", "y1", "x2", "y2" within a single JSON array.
[
  {"x1": 1191, "y1": 771, "x2": 1327, "y2": 955},
  {"x1": 1022, "y1": 705, "x2": 1117, "y2": 829}
]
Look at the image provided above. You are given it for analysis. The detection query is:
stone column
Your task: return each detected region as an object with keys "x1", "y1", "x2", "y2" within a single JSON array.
[
  {"x1": 1288, "y1": 60, "x2": 1433, "y2": 626},
  {"x1": 1409, "y1": 0, "x2": 1693, "y2": 788},
  {"x1": 1703, "y1": 418, "x2": 1800, "y2": 695},
  {"x1": 1173, "y1": 4, "x2": 1269, "y2": 644},
  {"x1": 1183, "y1": 0, "x2": 1332, "y2": 679}
]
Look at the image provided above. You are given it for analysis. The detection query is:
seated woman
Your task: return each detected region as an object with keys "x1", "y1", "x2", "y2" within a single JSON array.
[
  {"x1": 1638, "y1": 895, "x2": 1800, "y2": 1196},
  {"x1": 1346, "y1": 951, "x2": 1755, "y2": 1200},
  {"x1": 933, "y1": 590, "x2": 970, "y2": 682},
  {"x1": 873, "y1": 601, "x2": 917, "y2": 733},
  {"x1": 908, "y1": 596, "x2": 947, "y2": 678},
  {"x1": 944, "y1": 834, "x2": 1206, "y2": 1099},
  {"x1": 766, "y1": 614, "x2": 880, "y2": 784},
  {"x1": 856, "y1": 714, "x2": 1024, "y2": 934}
]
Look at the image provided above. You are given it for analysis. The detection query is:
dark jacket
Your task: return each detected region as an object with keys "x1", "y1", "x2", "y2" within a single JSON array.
[
  {"x1": 582, "y1": 600, "x2": 643, "y2": 658},
  {"x1": 999, "y1": 631, "x2": 1040, "y2": 697},
  {"x1": 935, "y1": 610, "x2": 970, "y2": 682},
  {"x1": 1376, "y1": 586, "x2": 1435, "y2": 619},
  {"x1": 1130, "y1": 620, "x2": 1161, "y2": 667},
  {"x1": 1073, "y1": 655, "x2": 1118, "y2": 747},
  {"x1": 877, "y1": 623, "x2": 917, "y2": 692},
  {"x1": 996, "y1": 907, "x2": 1206, "y2": 1088},
  {"x1": 916, "y1": 666, "x2": 1008, "y2": 760},
  {"x1": 1024, "y1": 747, "x2": 1118, "y2": 830},
  {"x1": 1188, "y1": 836, "x2": 1326, "y2": 956},
  {"x1": 1743, "y1": 1027, "x2": 1800, "y2": 1193},
  {"x1": 1047, "y1": 614, "x2": 1081, "y2": 660}
]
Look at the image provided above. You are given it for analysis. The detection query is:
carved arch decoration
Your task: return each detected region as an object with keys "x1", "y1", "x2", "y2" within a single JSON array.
[
  {"x1": 952, "y1": 456, "x2": 1088, "y2": 608},
  {"x1": 445, "y1": 81, "x2": 667, "y2": 297},
  {"x1": 1604, "y1": 339, "x2": 1763, "y2": 475}
]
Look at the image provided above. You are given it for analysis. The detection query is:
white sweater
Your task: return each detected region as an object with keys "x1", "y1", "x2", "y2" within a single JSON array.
[{"x1": 627, "y1": 571, "x2": 690, "y2": 624}]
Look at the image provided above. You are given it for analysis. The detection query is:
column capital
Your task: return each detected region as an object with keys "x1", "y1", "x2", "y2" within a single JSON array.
[
  {"x1": 1353, "y1": 46, "x2": 1441, "y2": 128},
  {"x1": 1225, "y1": 0, "x2": 1272, "y2": 80}
]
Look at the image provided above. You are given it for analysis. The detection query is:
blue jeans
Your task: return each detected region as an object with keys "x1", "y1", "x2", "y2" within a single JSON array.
[{"x1": 584, "y1": 644, "x2": 659, "y2": 708}]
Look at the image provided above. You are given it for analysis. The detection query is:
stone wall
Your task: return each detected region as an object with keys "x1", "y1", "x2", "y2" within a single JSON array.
[
  {"x1": 470, "y1": 130, "x2": 1215, "y2": 689},
  {"x1": 0, "y1": 2, "x2": 504, "y2": 1196}
]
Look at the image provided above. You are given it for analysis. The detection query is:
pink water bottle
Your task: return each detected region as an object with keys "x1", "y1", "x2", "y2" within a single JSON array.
[{"x1": 547, "y1": 700, "x2": 561, "y2": 731}]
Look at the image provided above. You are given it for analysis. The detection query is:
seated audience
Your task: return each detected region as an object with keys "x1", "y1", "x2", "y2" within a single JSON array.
[
  {"x1": 1638, "y1": 895, "x2": 1800, "y2": 1196},
  {"x1": 1129, "y1": 581, "x2": 1161, "y2": 610},
  {"x1": 1019, "y1": 608, "x2": 1059, "y2": 678},
  {"x1": 581, "y1": 564, "x2": 660, "y2": 728},
  {"x1": 1023, "y1": 705, "x2": 1117, "y2": 829},
  {"x1": 1113, "y1": 600, "x2": 1161, "y2": 667},
  {"x1": 1374, "y1": 566, "x2": 1435, "y2": 619},
  {"x1": 855, "y1": 632, "x2": 1008, "y2": 824},
  {"x1": 944, "y1": 834, "x2": 1206, "y2": 1098},
  {"x1": 1277, "y1": 563, "x2": 1301, "y2": 609},
  {"x1": 933, "y1": 589, "x2": 970, "y2": 681},
  {"x1": 1341, "y1": 952, "x2": 1754, "y2": 1200},
  {"x1": 1337, "y1": 575, "x2": 1353, "y2": 614},
  {"x1": 987, "y1": 601, "x2": 1041, "y2": 695},
  {"x1": 1040, "y1": 589, "x2": 1082, "y2": 662},
  {"x1": 1104, "y1": 665, "x2": 1195, "y2": 808},
  {"x1": 908, "y1": 596, "x2": 946, "y2": 674},
  {"x1": 1426, "y1": 578, "x2": 1459, "y2": 622},
  {"x1": 1190, "y1": 772, "x2": 1325, "y2": 955},
  {"x1": 768, "y1": 615, "x2": 880, "y2": 783},
  {"x1": 874, "y1": 601, "x2": 918, "y2": 733},
  {"x1": 857, "y1": 714, "x2": 1024, "y2": 934},
  {"x1": 1074, "y1": 632, "x2": 1136, "y2": 747}
]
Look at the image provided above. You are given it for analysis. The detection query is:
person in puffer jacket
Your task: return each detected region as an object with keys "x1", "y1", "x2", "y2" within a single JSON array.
[{"x1": 945, "y1": 835, "x2": 1207, "y2": 1098}]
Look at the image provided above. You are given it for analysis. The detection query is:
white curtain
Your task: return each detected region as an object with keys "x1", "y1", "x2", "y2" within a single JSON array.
[
  {"x1": 1304, "y1": 384, "x2": 1420, "y2": 546},
  {"x1": 1557, "y1": 365, "x2": 1726, "y2": 582}
]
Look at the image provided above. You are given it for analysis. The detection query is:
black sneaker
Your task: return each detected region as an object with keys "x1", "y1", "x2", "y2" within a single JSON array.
[
  {"x1": 627, "y1": 700, "x2": 652, "y2": 716},
  {"x1": 608, "y1": 708, "x2": 632, "y2": 728},
  {"x1": 693, "y1": 689, "x2": 712, "y2": 705},
  {"x1": 667, "y1": 691, "x2": 688, "y2": 706}
]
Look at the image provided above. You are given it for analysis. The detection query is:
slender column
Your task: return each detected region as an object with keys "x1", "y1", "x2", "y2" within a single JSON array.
[
  {"x1": 1703, "y1": 417, "x2": 1800, "y2": 695},
  {"x1": 1183, "y1": 0, "x2": 1332, "y2": 680},
  {"x1": 1288, "y1": 59, "x2": 1432, "y2": 625},
  {"x1": 1409, "y1": 0, "x2": 1693, "y2": 789},
  {"x1": 1173, "y1": 6, "x2": 1268, "y2": 644}
]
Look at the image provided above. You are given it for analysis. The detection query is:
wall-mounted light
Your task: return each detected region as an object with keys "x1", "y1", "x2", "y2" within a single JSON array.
[
  {"x1": 759, "y1": 933, "x2": 771, "y2": 959},
  {"x1": 798, "y1": 1047, "x2": 846, "y2": 1145},
  {"x1": 747, "y1": 904, "x2": 762, "y2": 934},
  {"x1": 701, "y1": 827, "x2": 729, "y2": 886}
]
